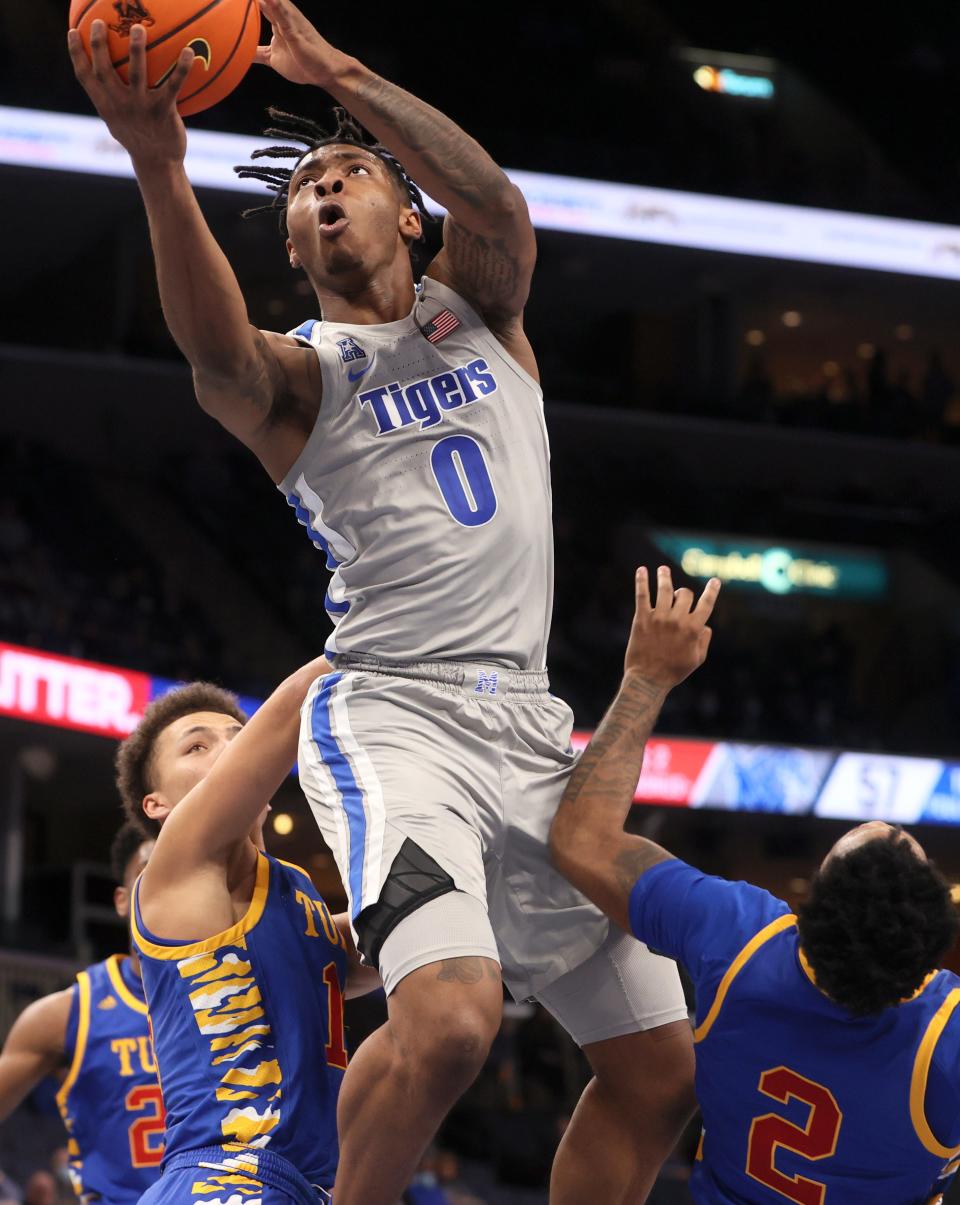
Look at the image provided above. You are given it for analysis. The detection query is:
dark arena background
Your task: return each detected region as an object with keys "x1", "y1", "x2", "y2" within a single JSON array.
[{"x1": 2, "y1": 1, "x2": 960, "y2": 1201}]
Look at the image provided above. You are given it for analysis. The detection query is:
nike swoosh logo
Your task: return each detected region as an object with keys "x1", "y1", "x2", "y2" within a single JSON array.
[
  {"x1": 155, "y1": 38, "x2": 212, "y2": 85},
  {"x1": 348, "y1": 362, "x2": 373, "y2": 382}
]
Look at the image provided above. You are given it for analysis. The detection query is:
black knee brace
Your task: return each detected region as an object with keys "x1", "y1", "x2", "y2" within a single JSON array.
[{"x1": 354, "y1": 838, "x2": 457, "y2": 970}]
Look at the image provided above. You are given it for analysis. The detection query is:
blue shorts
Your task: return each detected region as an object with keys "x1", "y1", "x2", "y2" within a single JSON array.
[{"x1": 142, "y1": 1147, "x2": 332, "y2": 1205}]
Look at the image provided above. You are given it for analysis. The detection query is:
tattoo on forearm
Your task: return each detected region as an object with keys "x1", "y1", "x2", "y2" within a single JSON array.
[
  {"x1": 354, "y1": 74, "x2": 509, "y2": 209},
  {"x1": 613, "y1": 845, "x2": 671, "y2": 892},
  {"x1": 561, "y1": 675, "x2": 666, "y2": 812}
]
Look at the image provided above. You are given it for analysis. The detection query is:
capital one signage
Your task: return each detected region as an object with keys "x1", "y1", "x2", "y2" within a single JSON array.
[{"x1": 0, "y1": 643, "x2": 150, "y2": 739}]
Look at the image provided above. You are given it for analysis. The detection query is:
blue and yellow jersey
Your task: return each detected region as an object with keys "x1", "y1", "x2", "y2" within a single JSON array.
[
  {"x1": 56, "y1": 954, "x2": 164, "y2": 1204},
  {"x1": 629, "y1": 859, "x2": 960, "y2": 1205},
  {"x1": 131, "y1": 852, "x2": 348, "y2": 1191}
]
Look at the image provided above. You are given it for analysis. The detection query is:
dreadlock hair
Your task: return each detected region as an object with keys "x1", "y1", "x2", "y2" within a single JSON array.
[
  {"x1": 798, "y1": 828, "x2": 959, "y2": 1016},
  {"x1": 235, "y1": 106, "x2": 433, "y2": 241},
  {"x1": 115, "y1": 683, "x2": 247, "y2": 837},
  {"x1": 110, "y1": 819, "x2": 153, "y2": 884}
]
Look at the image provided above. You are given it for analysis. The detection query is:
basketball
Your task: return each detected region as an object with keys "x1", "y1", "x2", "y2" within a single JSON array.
[{"x1": 68, "y1": 0, "x2": 261, "y2": 117}]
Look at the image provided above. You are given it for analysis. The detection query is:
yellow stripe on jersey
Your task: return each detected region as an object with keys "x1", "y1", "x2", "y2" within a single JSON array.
[
  {"x1": 56, "y1": 972, "x2": 92, "y2": 1111},
  {"x1": 196, "y1": 1004, "x2": 266, "y2": 1035},
  {"x1": 212, "y1": 1040, "x2": 270, "y2": 1067},
  {"x1": 910, "y1": 987, "x2": 960, "y2": 1158},
  {"x1": 694, "y1": 914, "x2": 797, "y2": 1044},
  {"x1": 210, "y1": 1025, "x2": 272, "y2": 1052},
  {"x1": 221, "y1": 1103, "x2": 281, "y2": 1145},
  {"x1": 191, "y1": 1174, "x2": 264, "y2": 1194},
  {"x1": 130, "y1": 854, "x2": 270, "y2": 960},
  {"x1": 105, "y1": 954, "x2": 148, "y2": 1016},
  {"x1": 189, "y1": 977, "x2": 256, "y2": 1007},
  {"x1": 192, "y1": 956, "x2": 253, "y2": 984},
  {"x1": 799, "y1": 946, "x2": 937, "y2": 1004},
  {"x1": 220, "y1": 1060, "x2": 281, "y2": 1088}
]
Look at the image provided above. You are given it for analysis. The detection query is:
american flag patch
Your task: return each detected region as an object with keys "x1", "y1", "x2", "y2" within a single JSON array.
[{"x1": 420, "y1": 308, "x2": 461, "y2": 344}]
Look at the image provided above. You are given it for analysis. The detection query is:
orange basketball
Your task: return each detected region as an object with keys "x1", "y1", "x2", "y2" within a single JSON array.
[{"x1": 69, "y1": 0, "x2": 261, "y2": 117}]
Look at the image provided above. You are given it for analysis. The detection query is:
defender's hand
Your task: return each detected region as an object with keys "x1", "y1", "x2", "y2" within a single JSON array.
[
  {"x1": 68, "y1": 21, "x2": 194, "y2": 169},
  {"x1": 253, "y1": 0, "x2": 344, "y2": 87},
  {"x1": 624, "y1": 566, "x2": 720, "y2": 690}
]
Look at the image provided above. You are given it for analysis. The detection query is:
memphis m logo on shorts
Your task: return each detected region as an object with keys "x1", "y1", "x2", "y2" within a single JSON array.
[
  {"x1": 475, "y1": 671, "x2": 499, "y2": 695},
  {"x1": 358, "y1": 359, "x2": 498, "y2": 435}
]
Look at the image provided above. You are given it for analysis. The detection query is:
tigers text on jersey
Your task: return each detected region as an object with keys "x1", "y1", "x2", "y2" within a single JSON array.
[
  {"x1": 57, "y1": 954, "x2": 163, "y2": 1204},
  {"x1": 130, "y1": 854, "x2": 347, "y2": 1191},
  {"x1": 629, "y1": 860, "x2": 960, "y2": 1204},
  {"x1": 282, "y1": 276, "x2": 553, "y2": 670}
]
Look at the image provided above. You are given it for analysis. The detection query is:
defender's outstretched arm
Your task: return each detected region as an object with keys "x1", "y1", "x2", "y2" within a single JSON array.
[
  {"x1": 68, "y1": 21, "x2": 317, "y2": 480},
  {"x1": 0, "y1": 991, "x2": 71, "y2": 1123},
  {"x1": 256, "y1": 0, "x2": 537, "y2": 327},
  {"x1": 550, "y1": 568, "x2": 719, "y2": 930},
  {"x1": 144, "y1": 655, "x2": 331, "y2": 887}
]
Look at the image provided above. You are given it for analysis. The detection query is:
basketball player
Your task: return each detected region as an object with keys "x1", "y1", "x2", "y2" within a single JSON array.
[
  {"x1": 68, "y1": 4, "x2": 696, "y2": 1201},
  {"x1": 116, "y1": 663, "x2": 379, "y2": 1205},
  {"x1": 0, "y1": 823, "x2": 162, "y2": 1204},
  {"x1": 550, "y1": 565, "x2": 960, "y2": 1203}
]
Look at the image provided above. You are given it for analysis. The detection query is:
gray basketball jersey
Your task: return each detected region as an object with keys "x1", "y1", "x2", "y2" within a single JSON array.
[{"x1": 280, "y1": 276, "x2": 553, "y2": 670}]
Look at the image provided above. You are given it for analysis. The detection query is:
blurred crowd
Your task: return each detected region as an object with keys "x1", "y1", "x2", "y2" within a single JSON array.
[
  {"x1": 0, "y1": 441, "x2": 226, "y2": 684},
  {"x1": 729, "y1": 347, "x2": 960, "y2": 442}
]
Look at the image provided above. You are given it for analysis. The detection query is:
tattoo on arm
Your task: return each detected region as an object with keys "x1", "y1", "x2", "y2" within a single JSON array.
[
  {"x1": 436, "y1": 957, "x2": 496, "y2": 986},
  {"x1": 562, "y1": 675, "x2": 666, "y2": 813},
  {"x1": 441, "y1": 220, "x2": 523, "y2": 315},
  {"x1": 613, "y1": 845, "x2": 672, "y2": 892},
  {"x1": 354, "y1": 74, "x2": 509, "y2": 210},
  {"x1": 200, "y1": 328, "x2": 275, "y2": 416}
]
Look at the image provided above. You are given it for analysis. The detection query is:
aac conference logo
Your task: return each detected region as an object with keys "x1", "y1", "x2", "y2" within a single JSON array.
[{"x1": 0, "y1": 643, "x2": 150, "y2": 739}]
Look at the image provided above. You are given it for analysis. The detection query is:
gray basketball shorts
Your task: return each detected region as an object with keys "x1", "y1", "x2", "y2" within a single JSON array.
[{"x1": 298, "y1": 656, "x2": 686, "y2": 1033}]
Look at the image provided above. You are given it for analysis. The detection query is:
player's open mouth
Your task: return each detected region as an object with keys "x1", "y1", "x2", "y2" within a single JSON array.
[{"x1": 318, "y1": 202, "x2": 349, "y2": 238}]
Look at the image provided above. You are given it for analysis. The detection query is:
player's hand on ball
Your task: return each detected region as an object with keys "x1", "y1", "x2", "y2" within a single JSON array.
[
  {"x1": 623, "y1": 566, "x2": 720, "y2": 690},
  {"x1": 254, "y1": 0, "x2": 339, "y2": 87},
  {"x1": 68, "y1": 20, "x2": 194, "y2": 167}
]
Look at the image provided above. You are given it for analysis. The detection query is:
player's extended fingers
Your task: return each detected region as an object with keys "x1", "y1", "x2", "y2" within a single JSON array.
[
  {"x1": 673, "y1": 586, "x2": 695, "y2": 613},
  {"x1": 635, "y1": 566, "x2": 651, "y2": 613},
  {"x1": 88, "y1": 19, "x2": 118, "y2": 85},
  {"x1": 127, "y1": 24, "x2": 147, "y2": 92},
  {"x1": 160, "y1": 45, "x2": 196, "y2": 97},
  {"x1": 258, "y1": 0, "x2": 292, "y2": 31},
  {"x1": 263, "y1": 0, "x2": 314, "y2": 38},
  {"x1": 693, "y1": 576, "x2": 722, "y2": 623},
  {"x1": 654, "y1": 565, "x2": 674, "y2": 610},
  {"x1": 67, "y1": 28, "x2": 94, "y2": 84}
]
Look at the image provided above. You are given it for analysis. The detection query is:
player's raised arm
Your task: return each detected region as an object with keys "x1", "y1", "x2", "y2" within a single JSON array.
[
  {"x1": 255, "y1": 0, "x2": 537, "y2": 332},
  {"x1": 141, "y1": 656, "x2": 331, "y2": 897},
  {"x1": 549, "y1": 568, "x2": 720, "y2": 930},
  {"x1": 0, "y1": 991, "x2": 70, "y2": 1123},
  {"x1": 67, "y1": 21, "x2": 317, "y2": 481}
]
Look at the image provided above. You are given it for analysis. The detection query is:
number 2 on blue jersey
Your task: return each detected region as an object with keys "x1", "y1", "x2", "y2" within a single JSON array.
[{"x1": 431, "y1": 435, "x2": 497, "y2": 527}]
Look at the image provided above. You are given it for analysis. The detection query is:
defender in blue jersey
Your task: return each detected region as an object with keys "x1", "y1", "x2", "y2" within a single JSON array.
[
  {"x1": 0, "y1": 823, "x2": 161, "y2": 1205},
  {"x1": 114, "y1": 662, "x2": 379, "y2": 1205},
  {"x1": 550, "y1": 566, "x2": 960, "y2": 1204}
]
